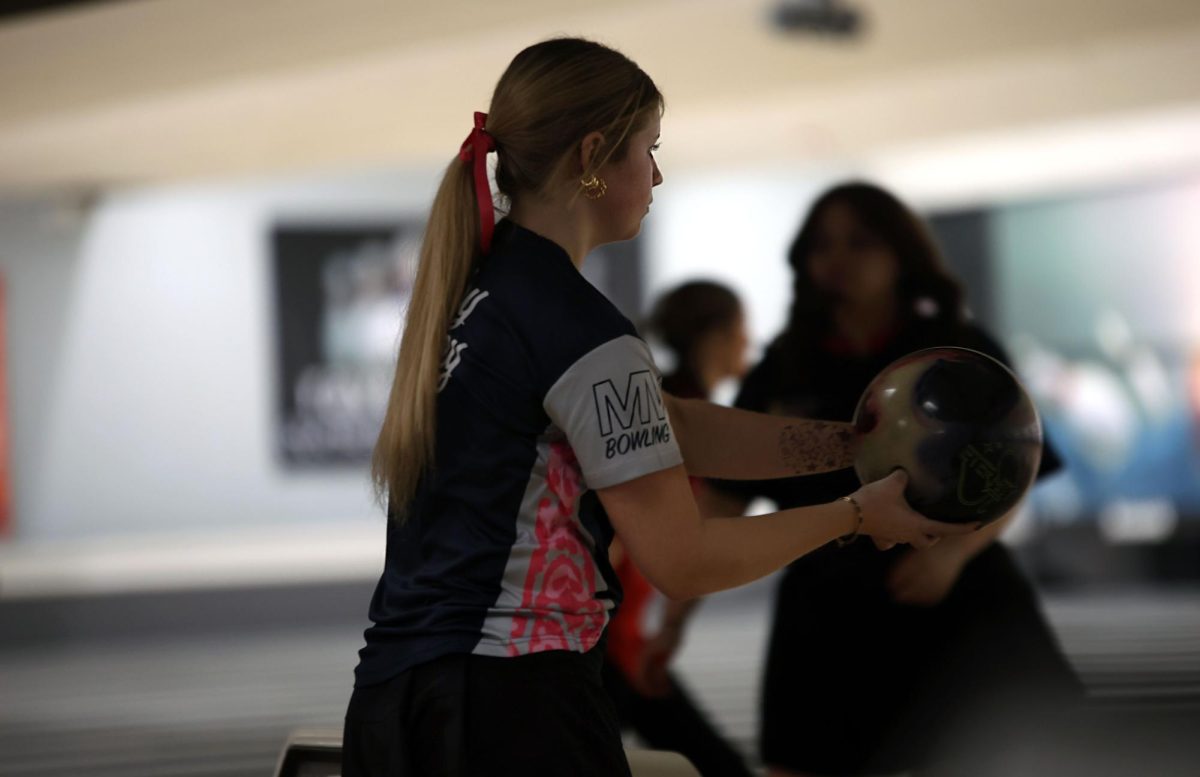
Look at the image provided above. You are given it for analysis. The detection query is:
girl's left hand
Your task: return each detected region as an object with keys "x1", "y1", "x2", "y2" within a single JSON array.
[{"x1": 885, "y1": 543, "x2": 969, "y2": 606}]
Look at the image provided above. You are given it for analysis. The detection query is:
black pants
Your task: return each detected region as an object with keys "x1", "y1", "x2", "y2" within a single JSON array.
[
  {"x1": 760, "y1": 542, "x2": 1083, "y2": 775},
  {"x1": 602, "y1": 659, "x2": 753, "y2": 777},
  {"x1": 343, "y1": 646, "x2": 630, "y2": 777}
]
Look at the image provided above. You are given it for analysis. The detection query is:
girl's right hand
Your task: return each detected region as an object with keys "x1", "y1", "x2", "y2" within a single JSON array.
[{"x1": 849, "y1": 469, "x2": 978, "y2": 549}]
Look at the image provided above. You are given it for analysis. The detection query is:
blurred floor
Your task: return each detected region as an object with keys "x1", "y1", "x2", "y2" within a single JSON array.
[{"x1": 2, "y1": 577, "x2": 1199, "y2": 777}]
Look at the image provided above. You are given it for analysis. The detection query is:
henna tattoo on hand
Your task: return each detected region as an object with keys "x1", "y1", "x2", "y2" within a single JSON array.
[{"x1": 779, "y1": 422, "x2": 857, "y2": 475}]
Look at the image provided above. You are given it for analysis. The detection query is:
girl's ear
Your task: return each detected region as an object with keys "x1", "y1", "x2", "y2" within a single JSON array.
[{"x1": 577, "y1": 131, "x2": 606, "y2": 176}]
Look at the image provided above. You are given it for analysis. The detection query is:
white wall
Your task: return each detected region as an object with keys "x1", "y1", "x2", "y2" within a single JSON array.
[
  {"x1": 645, "y1": 166, "x2": 848, "y2": 353},
  {"x1": 1, "y1": 200, "x2": 86, "y2": 541},
  {"x1": 1, "y1": 169, "x2": 440, "y2": 541}
]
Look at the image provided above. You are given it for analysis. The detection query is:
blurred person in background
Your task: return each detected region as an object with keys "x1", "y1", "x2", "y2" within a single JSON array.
[
  {"x1": 708, "y1": 181, "x2": 1083, "y2": 777},
  {"x1": 343, "y1": 38, "x2": 975, "y2": 776},
  {"x1": 603, "y1": 280, "x2": 754, "y2": 777}
]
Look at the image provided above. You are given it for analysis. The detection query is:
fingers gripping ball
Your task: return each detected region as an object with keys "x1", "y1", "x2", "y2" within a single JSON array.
[{"x1": 852, "y1": 347, "x2": 1043, "y2": 525}]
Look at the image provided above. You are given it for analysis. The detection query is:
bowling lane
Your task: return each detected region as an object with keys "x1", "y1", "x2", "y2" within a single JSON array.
[{"x1": 2, "y1": 576, "x2": 1198, "y2": 776}]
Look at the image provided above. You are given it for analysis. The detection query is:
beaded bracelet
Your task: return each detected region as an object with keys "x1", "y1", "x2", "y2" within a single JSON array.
[{"x1": 836, "y1": 494, "x2": 863, "y2": 547}]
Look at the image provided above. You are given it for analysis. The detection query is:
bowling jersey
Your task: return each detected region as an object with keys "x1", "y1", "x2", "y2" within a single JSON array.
[{"x1": 354, "y1": 220, "x2": 683, "y2": 688}]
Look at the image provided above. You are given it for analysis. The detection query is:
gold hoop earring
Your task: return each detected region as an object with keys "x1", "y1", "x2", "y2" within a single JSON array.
[{"x1": 580, "y1": 174, "x2": 607, "y2": 200}]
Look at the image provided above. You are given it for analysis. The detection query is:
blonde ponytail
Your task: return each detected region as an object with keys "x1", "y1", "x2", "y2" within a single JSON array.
[{"x1": 371, "y1": 156, "x2": 481, "y2": 517}]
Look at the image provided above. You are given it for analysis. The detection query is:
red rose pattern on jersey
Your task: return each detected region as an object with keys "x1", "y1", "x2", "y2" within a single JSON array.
[{"x1": 508, "y1": 441, "x2": 607, "y2": 655}]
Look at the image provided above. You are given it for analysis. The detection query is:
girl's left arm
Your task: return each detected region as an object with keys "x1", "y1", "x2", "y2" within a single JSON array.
[{"x1": 664, "y1": 393, "x2": 856, "y2": 480}]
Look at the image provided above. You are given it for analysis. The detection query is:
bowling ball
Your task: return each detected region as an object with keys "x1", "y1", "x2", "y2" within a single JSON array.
[{"x1": 852, "y1": 347, "x2": 1043, "y2": 525}]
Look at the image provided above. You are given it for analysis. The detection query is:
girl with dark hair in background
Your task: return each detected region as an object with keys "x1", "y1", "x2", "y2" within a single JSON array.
[
  {"x1": 603, "y1": 280, "x2": 754, "y2": 777},
  {"x1": 343, "y1": 42, "x2": 976, "y2": 775},
  {"x1": 709, "y1": 181, "x2": 1082, "y2": 777}
]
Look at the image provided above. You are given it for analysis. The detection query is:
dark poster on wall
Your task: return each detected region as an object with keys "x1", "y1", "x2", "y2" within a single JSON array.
[
  {"x1": 272, "y1": 223, "x2": 421, "y2": 467},
  {"x1": 926, "y1": 208, "x2": 997, "y2": 328}
]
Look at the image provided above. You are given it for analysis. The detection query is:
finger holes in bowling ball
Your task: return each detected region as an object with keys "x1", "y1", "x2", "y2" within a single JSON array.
[{"x1": 913, "y1": 354, "x2": 1021, "y2": 424}]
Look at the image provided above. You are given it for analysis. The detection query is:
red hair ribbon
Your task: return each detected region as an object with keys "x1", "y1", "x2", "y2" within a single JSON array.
[{"x1": 458, "y1": 111, "x2": 496, "y2": 254}]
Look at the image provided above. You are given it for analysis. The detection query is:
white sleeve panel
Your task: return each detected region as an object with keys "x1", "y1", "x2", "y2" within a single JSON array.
[{"x1": 543, "y1": 335, "x2": 684, "y2": 490}]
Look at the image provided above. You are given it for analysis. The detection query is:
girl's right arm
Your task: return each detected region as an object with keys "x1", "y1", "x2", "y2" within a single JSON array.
[{"x1": 598, "y1": 465, "x2": 976, "y2": 601}]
